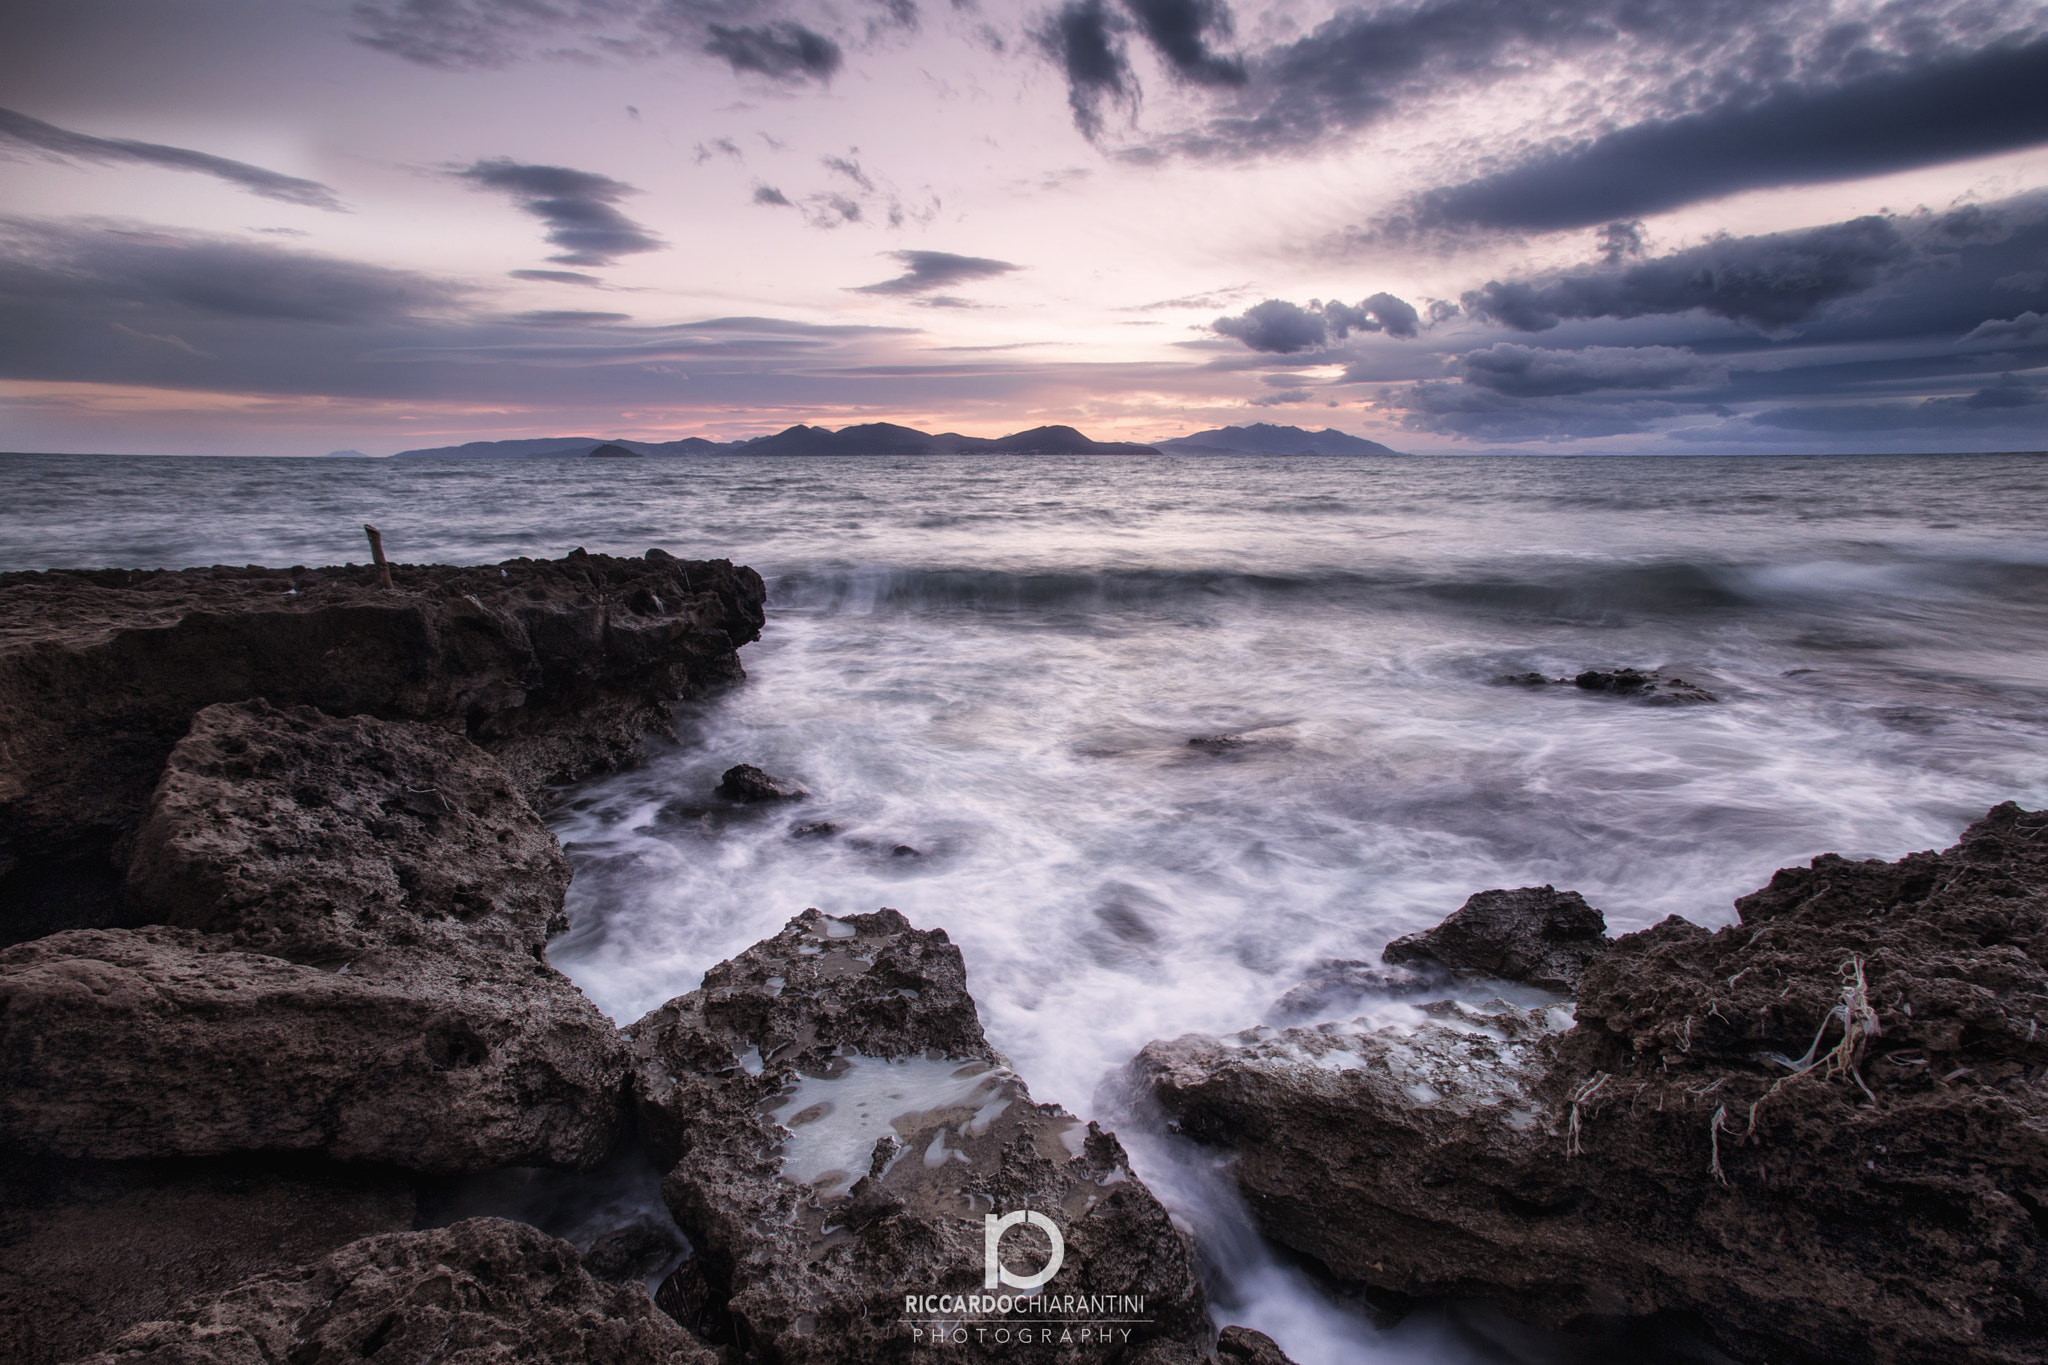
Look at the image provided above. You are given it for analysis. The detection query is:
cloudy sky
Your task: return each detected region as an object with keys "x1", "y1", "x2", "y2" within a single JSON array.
[{"x1": 3, "y1": 0, "x2": 2046, "y2": 455}]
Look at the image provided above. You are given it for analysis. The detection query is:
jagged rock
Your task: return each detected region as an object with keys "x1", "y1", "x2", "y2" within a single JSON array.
[
  {"x1": 627, "y1": 908, "x2": 1207, "y2": 1363},
  {"x1": 1573, "y1": 668, "x2": 1717, "y2": 705},
  {"x1": 0, "y1": 925, "x2": 623, "y2": 1171},
  {"x1": 0, "y1": 550, "x2": 764, "y2": 942},
  {"x1": 1382, "y1": 886, "x2": 1611, "y2": 993},
  {"x1": 61, "y1": 1217, "x2": 717, "y2": 1364},
  {"x1": 1123, "y1": 803, "x2": 2048, "y2": 1365},
  {"x1": 1493, "y1": 668, "x2": 1716, "y2": 705},
  {"x1": 1268, "y1": 959, "x2": 1434, "y2": 1020},
  {"x1": 1218, "y1": 1325, "x2": 1298, "y2": 1364},
  {"x1": 127, "y1": 700, "x2": 570, "y2": 965},
  {"x1": 716, "y1": 764, "x2": 807, "y2": 803}
]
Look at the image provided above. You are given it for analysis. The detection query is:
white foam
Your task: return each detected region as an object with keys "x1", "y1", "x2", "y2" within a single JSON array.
[{"x1": 768, "y1": 1054, "x2": 1007, "y2": 1197}]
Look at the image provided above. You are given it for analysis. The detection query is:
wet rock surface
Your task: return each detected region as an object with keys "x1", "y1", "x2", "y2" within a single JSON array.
[
  {"x1": 0, "y1": 550, "x2": 764, "y2": 942},
  {"x1": 62, "y1": 1216, "x2": 717, "y2": 1364},
  {"x1": 716, "y1": 763, "x2": 808, "y2": 803},
  {"x1": 1268, "y1": 959, "x2": 1434, "y2": 1021},
  {"x1": 1124, "y1": 803, "x2": 2048, "y2": 1365},
  {"x1": 626, "y1": 907, "x2": 1207, "y2": 1363},
  {"x1": 1382, "y1": 885, "x2": 1611, "y2": 993},
  {"x1": 1496, "y1": 667, "x2": 1716, "y2": 705}
]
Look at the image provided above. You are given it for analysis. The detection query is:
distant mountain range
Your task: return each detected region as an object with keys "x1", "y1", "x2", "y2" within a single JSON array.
[
  {"x1": 388, "y1": 422, "x2": 1404, "y2": 459},
  {"x1": 1151, "y1": 424, "x2": 1403, "y2": 457}
]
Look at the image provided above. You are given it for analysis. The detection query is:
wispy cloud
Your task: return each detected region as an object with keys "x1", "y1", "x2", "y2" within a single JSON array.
[
  {"x1": 453, "y1": 159, "x2": 664, "y2": 268},
  {"x1": 851, "y1": 250, "x2": 1020, "y2": 296},
  {"x1": 0, "y1": 107, "x2": 343, "y2": 210}
]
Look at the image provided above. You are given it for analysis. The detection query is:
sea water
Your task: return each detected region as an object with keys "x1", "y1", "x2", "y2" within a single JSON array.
[{"x1": 7, "y1": 449, "x2": 2047, "y2": 1362}]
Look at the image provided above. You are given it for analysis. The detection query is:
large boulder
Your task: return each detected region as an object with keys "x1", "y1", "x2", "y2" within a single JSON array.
[
  {"x1": 626, "y1": 908, "x2": 1208, "y2": 1364},
  {"x1": 2, "y1": 702, "x2": 628, "y2": 1170},
  {"x1": 127, "y1": 699, "x2": 570, "y2": 966},
  {"x1": 1123, "y1": 803, "x2": 2048, "y2": 1365},
  {"x1": 62, "y1": 1217, "x2": 717, "y2": 1364},
  {"x1": 0, "y1": 550, "x2": 764, "y2": 943},
  {"x1": 1382, "y1": 885, "x2": 1610, "y2": 993}
]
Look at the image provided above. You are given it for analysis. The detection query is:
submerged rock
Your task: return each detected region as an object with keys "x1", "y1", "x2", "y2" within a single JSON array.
[
  {"x1": 0, "y1": 550, "x2": 765, "y2": 943},
  {"x1": 626, "y1": 908, "x2": 1207, "y2": 1363},
  {"x1": 1493, "y1": 668, "x2": 1716, "y2": 705},
  {"x1": 1382, "y1": 885, "x2": 1610, "y2": 993},
  {"x1": 1122, "y1": 802, "x2": 2048, "y2": 1365},
  {"x1": 62, "y1": 1217, "x2": 716, "y2": 1364},
  {"x1": 716, "y1": 764, "x2": 808, "y2": 803},
  {"x1": 1268, "y1": 959, "x2": 1435, "y2": 1021}
]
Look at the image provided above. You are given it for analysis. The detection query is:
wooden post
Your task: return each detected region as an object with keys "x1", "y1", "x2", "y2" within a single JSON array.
[{"x1": 363, "y1": 524, "x2": 394, "y2": 589}]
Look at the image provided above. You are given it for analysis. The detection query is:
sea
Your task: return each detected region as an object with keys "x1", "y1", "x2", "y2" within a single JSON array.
[{"x1": 6, "y1": 449, "x2": 2047, "y2": 1363}]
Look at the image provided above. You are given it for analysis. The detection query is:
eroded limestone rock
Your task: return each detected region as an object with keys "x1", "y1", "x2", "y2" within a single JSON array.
[
  {"x1": 627, "y1": 908, "x2": 1207, "y2": 1364},
  {"x1": 1122, "y1": 803, "x2": 2048, "y2": 1365}
]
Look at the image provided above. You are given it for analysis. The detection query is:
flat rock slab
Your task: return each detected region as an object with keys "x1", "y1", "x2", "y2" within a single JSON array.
[
  {"x1": 627, "y1": 908, "x2": 1207, "y2": 1363},
  {"x1": 0, "y1": 550, "x2": 764, "y2": 943},
  {"x1": 1383, "y1": 885, "x2": 1611, "y2": 993},
  {"x1": 61, "y1": 1217, "x2": 717, "y2": 1365},
  {"x1": 0, "y1": 925, "x2": 624, "y2": 1171},
  {"x1": 1124, "y1": 802, "x2": 2048, "y2": 1365}
]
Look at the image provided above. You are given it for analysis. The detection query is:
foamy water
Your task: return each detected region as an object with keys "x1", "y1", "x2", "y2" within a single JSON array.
[{"x1": 8, "y1": 448, "x2": 2047, "y2": 1362}]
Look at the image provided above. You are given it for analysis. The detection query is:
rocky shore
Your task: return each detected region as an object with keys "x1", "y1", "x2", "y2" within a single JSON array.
[
  {"x1": 3, "y1": 551, "x2": 2042, "y2": 1365},
  {"x1": 1120, "y1": 806, "x2": 2048, "y2": 1364}
]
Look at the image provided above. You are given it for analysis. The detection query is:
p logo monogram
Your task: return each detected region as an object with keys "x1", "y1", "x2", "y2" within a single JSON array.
[{"x1": 982, "y1": 1211, "x2": 1064, "y2": 1290}]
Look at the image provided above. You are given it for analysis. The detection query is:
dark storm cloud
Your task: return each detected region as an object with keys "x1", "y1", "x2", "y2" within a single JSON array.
[
  {"x1": 852, "y1": 250, "x2": 1021, "y2": 295},
  {"x1": 1411, "y1": 38, "x2": 2048, "y2": 233},
  {"x1": 453, "y1": 159, "x2": 664, "y2": 267},
  {"x1": 1040, "y1": 0, "x2": 1135, "y2": 138},
  {"x1": 1454, "y1": 343, "x2": 1708, "y2": 396},
  {"x1": 0, "y1": 218, "x2": 466, "y2": 325},
  {"x1": 349, "y1": 0, "x2": 635, "y2": 69},
  {"x1": 1323, "y1": 292, "x2": 1419, "y2": 339},
  {"x1": 1390, "y1": 380, "x2": 1687, "y2": 442},
  {"x1": 1124, "y1": 0, "x2": 1245, "y2": 86},
  {"x1": 703, "y1": 22, "x2": 843, "y2": 81},
  {"x1": 1462, "y1": 215, "x2": 1912, "y2": 333},
  {"x1": 1744, "y1": 374, "x2": 2048, "y2": 434},
  {"x1": 1212, "y1": 293, "x2": 1423, "y2": 352},
  {"x1": 0, "y1": 106, "x2": 343, "y2": 210},
  {"x1": 350, "y1": 0, "x2": 847, "y2": 80},
  {"x1": 1962, "y1": 312, "x2": 2047, "y2": 345},
  {"x1": 508, "y1": 268, "x2": 604, "y2": 285},
  {"x1": 0, "y1": 217, "x2": 938, "y2": 411}
]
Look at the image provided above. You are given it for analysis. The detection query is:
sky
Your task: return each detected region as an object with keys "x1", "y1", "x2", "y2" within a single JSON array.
[{"x1": 1, "y1": 0, "x2": 2046, "y2": 455}]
